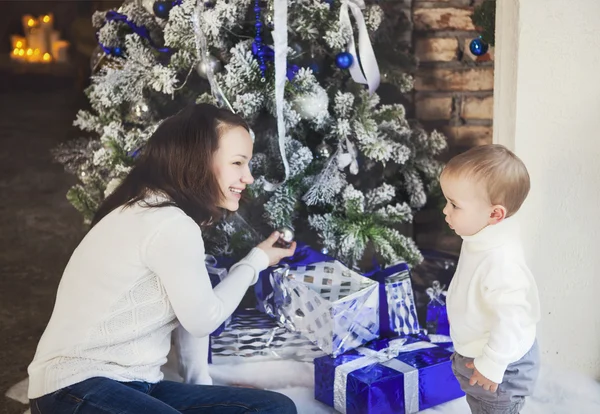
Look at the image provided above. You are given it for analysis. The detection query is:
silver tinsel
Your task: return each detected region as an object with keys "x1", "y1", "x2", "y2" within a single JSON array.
[{"x1": 196, "y1": 54, "x2": 222, "y2": 79}]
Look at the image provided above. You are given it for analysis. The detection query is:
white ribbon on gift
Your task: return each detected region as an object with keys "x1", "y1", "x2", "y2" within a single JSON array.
[
  {"x1": 333, "y1": 338, "x2": 437, "y2": 414},
  {"x1": 205, "y1": 254, "x2": 227, "y2": 280},
  {"x1": 339, "y1": 0, "x2": 381, "y2": 95},
  {"x1": 262, "y1": 0, "x2": 291, "y2": 191}
]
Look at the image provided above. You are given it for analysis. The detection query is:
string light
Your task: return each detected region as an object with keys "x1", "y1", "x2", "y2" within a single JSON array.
[
  {"x1": 42, "y1": 53, "x2": 51, "y2": 62},
  {"x1": 27, "y1": 19, "x2": 36, "y2": 27}
]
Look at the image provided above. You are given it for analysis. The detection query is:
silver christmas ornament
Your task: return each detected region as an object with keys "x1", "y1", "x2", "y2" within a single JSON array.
[
  {"x1": 196, "y1": 54, "x2": 222, "y2": 79},
  {"x1": 130, "y1": 100, "x2": 153, "y2": 124},
  {"x1": 276, "y1": 226, "x2": 295, "y2": 247},
  {"x1": 315, "y1": 143, "x2": 333, "y2": 159}
]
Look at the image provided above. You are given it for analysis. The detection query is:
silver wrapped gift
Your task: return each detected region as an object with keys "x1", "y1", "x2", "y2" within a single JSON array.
[
  {"x1": 263, "y1": 260, "x2": 420, "y2": 357},
  {"x1": 211, "y1": 309, "x2": 326, "y2": 363}
]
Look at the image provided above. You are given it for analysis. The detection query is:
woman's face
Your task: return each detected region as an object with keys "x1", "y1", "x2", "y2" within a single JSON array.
[{"x1": 212, "y1": 125, "x2": 254, "y2": 211}]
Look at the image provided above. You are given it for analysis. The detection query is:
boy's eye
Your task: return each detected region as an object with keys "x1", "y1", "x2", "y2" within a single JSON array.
[
  {"x1": 451, "y1": 203, "x2": 457, "y2": 209},
  {"x1": 233, "y1": 161, "x2": 243, "y2": 166}
]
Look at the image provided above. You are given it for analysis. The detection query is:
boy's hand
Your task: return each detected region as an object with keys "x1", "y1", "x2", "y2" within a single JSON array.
[{"x1": 465, "y1": 361, "x2": 498, "y2": 392}]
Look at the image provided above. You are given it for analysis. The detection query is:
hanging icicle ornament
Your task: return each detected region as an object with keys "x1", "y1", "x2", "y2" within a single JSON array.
[{"x1": 469, "y1": 36, "x2": 489, "y2": 56}]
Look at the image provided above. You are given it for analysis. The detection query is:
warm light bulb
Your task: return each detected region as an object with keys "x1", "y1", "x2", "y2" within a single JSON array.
[
  {"x1": 27, "y1": 19, "x2": 36, "y2": 27},
  {"x1": 26, "y1": 48, "x2": 33, "y2": 56},
  {"x1": 13, "y1": 48, "x2": 19, "y2": 56},
  {"x1": 16, "y1": 41, "x2": 23, "y2": 48},
  {"x1": 43, "y1": 15, "x2": 51, "y2": 23},
  {"x1": 42, "y1": 53, "x2": 52, "y2": 62},
  {"x1": 18, "y1": 49, "x2": 25, "y2": 56}
]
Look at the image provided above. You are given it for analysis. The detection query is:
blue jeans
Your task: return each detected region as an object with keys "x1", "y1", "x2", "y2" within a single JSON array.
[{"x1": 30, "y1": 377, "x2": 298, "y2": 413}]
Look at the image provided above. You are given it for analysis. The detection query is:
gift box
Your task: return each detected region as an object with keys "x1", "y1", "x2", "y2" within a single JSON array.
[
  {"x1": 314, "y1": 336, "x2": 464, "y2": 414},
  {"x1": 255, "y1": 244, "x2": 420, "y2": 357},
  {"x1": 410, "y1": 250, "x2": 457, "y2": 328},
  {"x1": 211, "y1": 309, "x2": 325, "y2": 363},
  {"x1": 206, "y1": 255, "x2": 235, "y2": 336},
  {"x1": 425, "y1": 280, "x2": 449, "y2": 336}
]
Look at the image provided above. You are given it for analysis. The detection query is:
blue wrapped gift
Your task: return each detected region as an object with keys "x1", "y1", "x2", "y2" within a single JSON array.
[
  {"x1": 314, "y1": 336, "x2": 464, "y2": 414},
  {"x1": 425, "y1": 281, "x2": 449, "y2": 336},
  {"x1": 206, "y1": 255, "x2": 235, "y2": 336}
]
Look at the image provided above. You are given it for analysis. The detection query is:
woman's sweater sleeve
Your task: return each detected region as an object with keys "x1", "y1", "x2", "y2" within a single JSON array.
[{"x1": 143, "y1": 214, "x2": 269, "y2": 337}]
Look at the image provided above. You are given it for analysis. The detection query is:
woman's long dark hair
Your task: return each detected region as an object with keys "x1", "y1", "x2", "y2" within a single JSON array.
[{"x1": 91, "y1": 103, "x2": 249, "y2": 228}]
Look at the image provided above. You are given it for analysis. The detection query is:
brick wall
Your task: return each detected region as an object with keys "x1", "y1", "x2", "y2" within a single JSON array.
[
  {"x1": 410, "y1": 1, "x2": 494, "y2": 253},
  {"x1": 413, "y1": 0, "x2": 494, "y2": 157}
]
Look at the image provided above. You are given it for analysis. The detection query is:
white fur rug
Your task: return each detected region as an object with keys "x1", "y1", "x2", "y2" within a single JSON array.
[{"x1": 7, "y1": 356, "x2": 600, "y2": 414}]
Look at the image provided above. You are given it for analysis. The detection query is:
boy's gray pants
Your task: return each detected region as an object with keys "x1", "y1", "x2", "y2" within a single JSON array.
[{"x1": 451, "y1": 341, "x2": 540, "y2": 414}]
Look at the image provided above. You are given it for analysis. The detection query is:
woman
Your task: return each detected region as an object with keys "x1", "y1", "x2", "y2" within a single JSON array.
[{"x1": 28, "y1": 104, "x2": 298, "y2": 413}]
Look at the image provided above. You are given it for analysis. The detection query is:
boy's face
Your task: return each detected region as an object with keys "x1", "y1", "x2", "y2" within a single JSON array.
[{"x1": 440, "y1": 174, "x2": 494, "y2": 237}]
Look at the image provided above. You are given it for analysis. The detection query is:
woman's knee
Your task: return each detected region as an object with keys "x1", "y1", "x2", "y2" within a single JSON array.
[{"x1": 258, "y1": 390, "x2": 297, "y2": 414}]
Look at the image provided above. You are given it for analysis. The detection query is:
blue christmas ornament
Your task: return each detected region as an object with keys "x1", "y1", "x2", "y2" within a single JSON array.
[
  {"x1": 153, "y1": 1, "x2": 172, "y2": 19},
  {"x1": 335, "y1": 52, "x2": 353, "y2": 69},
  {"x1": 469, "y1": 37, "x2": 489, "y2": 56},
  {"x1": 286, "y1": 64, "x2": 300, "y2": 81},
  {"x1": 112, "y1": 46, "x2": 124, "y2": 57}
]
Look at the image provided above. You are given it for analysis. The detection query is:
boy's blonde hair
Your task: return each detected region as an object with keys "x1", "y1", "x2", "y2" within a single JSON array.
[{"x1": 441, "y1": 144, "x2": 530, "y2": 217}]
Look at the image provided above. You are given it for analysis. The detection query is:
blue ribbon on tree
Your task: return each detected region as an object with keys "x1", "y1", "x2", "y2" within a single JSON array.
[{"x1": 100, "y1": 10, "x2": 174, "y2": 55}]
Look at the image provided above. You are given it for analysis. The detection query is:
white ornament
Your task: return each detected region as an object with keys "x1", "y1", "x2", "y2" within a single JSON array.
[{"x1": 292, "y1": 87, "x2": 329, "y2": 120}]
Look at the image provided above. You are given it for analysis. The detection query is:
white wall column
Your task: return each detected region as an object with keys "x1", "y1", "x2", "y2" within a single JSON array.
[{"x1": 494, "y1": 0, "x2": 600, "y2": 378}]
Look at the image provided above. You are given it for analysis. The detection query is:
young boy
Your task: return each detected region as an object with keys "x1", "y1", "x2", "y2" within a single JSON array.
[{"x1": 440, "y1": 144, "x2": 540, "y2": 413}]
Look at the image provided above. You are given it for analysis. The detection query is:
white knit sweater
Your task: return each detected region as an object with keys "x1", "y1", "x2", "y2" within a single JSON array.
[
  {"x1": 27, "y1": 196, "x2": 268, "y2": 398},
  {"x1": 447, "y1": 217, "x2": 540, "y2": 384}
]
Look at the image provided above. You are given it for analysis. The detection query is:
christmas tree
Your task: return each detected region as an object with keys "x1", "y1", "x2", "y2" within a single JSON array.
[{"x1": 55, "y1": 0, "x2": 447, "y2": 269}]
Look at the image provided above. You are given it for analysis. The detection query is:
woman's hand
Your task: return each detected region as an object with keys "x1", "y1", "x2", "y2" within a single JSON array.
[{"x1": 256, "y1": 231, "x2": 297, "y2": 267}]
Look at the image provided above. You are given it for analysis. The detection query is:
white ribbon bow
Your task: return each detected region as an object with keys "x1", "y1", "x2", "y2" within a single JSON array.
[
  {"x1": 339, "y1": 0, "x2": 381, "y2": 95},
  {"x1": 336, "y1": 137, "x2": 359, "y2": 175},
  {"x1": 333, "y1": 338, "x2": 437, "y2": 413}
]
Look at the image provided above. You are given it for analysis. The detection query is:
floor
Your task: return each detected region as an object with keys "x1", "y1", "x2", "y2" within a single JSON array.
[{"x1": 0, "y1": 75, "x2": 86, "y2": 413}]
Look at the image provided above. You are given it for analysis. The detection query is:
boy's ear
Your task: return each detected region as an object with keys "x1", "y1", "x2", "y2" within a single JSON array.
[{"x1": 489, "y1": 205, "x2": 507, "y2": 224}]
